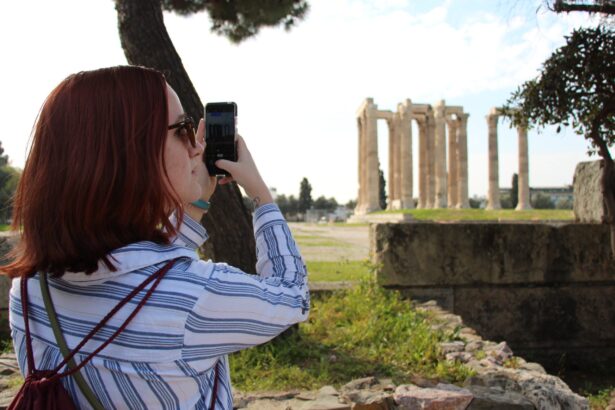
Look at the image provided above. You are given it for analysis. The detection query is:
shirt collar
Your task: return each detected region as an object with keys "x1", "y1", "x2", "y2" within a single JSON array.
[{"x1": 61, "y1": 212, "x2": 208, "y2": 285}]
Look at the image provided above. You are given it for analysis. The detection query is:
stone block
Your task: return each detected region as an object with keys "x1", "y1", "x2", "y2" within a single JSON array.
[
  {"x1": 465, "y1": 386, "x2": 534, "y2": 410},
  {"x1": 573, "y1": 160, "x2": 604, "y2": 223},
  {"x1": 394, "y1": 384, "x2": 473, "y2": 410},
  {"x1": 452, "y1": 285, "x2": 615, "y2": 358},
  {"x1": 372, "y1": 222, "x2": 615, "y2": 287}
]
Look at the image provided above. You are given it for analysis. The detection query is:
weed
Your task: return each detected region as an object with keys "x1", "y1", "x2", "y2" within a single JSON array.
[
  {"x1": 230, "y1": 279, "x2": 473, "y2": 391},
  {"x1": 585, "y1": 387, "x2": 614, "y2": 409}
]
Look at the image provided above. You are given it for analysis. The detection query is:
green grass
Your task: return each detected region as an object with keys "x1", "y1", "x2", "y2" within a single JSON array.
[
  {"x1": 0, "y1": 224, "x2": 10, "y2": 232},
  {"x1": 306, "y1": 260, "x2": 371, "y2": 282},
  {"x1": 229, "y1": 280, "x2": 474, "y2": 392},
  {"x1": 586, "y1": 387, "x2": 614, "y2": 409},
  {"x1": 0, "y1": 339, "x2": 12, "y2": 354},
  {"x1": 376, "y1": 208, "x2": 574, "y2": 221},
  {"x1": 295, "y1": 235, "x2": 352, "y2": 249}
]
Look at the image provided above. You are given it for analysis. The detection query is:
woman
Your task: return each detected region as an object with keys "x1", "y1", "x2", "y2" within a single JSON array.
[{"x1": 3, "y1": 65, "x2": 309, "y2": 409}]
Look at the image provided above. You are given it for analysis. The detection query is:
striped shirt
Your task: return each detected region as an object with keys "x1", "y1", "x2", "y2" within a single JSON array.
[{"x1": 9, "y1": 203, "x2": 309, "y2": 409}]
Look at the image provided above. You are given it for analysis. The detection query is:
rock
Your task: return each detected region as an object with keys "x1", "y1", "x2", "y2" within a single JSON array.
[
  {"x1": 445, "y1": 352, "x2": 473, "y2": 363},
  {"x1": 394, "y1": 384, "x2": 473, "y2": 410},
  {"x1": 378, "y1": 379, "x2": 396, "y2": 392},
  {"x1": 296, "y1": 391, "x2": 319, "y2": 401},
  {"x1": 318, "y1": 386, "x2": 340, "y2": 397},
  {"x1": 298, "y1": 398, "x2": 351, "y2": 410},
  {"x1": 486, "y1": 342, "x2": 513, "y2": 365},
  {"x1": 465, "y1": 341, "x2": 483, "y2": 353},
  {"x1": 573, "y1": 160, "x2": 604, "y2": 223},
  {"x1": 341, "y1": 378, "x2": 379, "y2": 392},
  {"x1": 465, "y1": 386, "x2": 534, "y2": 410},
  {"x1": 515, "y1": 372, "x2": 589, "y2": 410},
  {"x1": 440, "y1": 341, "x2": 466, "y2": 354},
  {"x1": 409, "y1": 374, "x2": 439, "y2": 388},
  {"x1": 464, "y1": 370, "x2": 589, "y2": 410},
  {"x1": 463, "y1": 372, "x2": 522, "y2": 392},
  {"x1": 519, "y1": 362, "x2": 546, "y2": 374}
]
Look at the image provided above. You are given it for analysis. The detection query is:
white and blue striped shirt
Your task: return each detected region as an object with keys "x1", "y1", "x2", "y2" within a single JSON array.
[{"x1": 9, "y1": 203, "x2": 309, "y2": 409}]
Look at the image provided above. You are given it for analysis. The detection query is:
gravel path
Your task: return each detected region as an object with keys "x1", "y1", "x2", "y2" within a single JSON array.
[{"x1": 288, "y1": 223, "x2": 369, "y2": 262}]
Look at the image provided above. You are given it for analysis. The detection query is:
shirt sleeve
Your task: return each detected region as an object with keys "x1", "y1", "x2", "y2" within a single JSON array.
[{"x1": 181, "y1": 203, "x2": 309, "y2": 361}]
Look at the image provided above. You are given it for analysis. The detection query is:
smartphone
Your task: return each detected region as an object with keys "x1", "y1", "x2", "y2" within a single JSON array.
[{"x1": 204, "y1": 102, "x2": 237, "y2": 176}]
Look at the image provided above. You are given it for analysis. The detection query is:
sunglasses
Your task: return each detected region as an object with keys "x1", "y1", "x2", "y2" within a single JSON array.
[{"x1": 168, "y1": 116, "x2": 199, "y2": 148}]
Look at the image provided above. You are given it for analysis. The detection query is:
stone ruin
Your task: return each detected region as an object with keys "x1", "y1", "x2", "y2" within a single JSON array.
[
  {"x1": 354, "y1": 98, "x2": 470, "y2": 216},
  {"x1": 354, "y1": 99, "x2": 534, "y2": 216},
  {"x1": 486, "y1": 107, "x2": 532, "y2": 210}
]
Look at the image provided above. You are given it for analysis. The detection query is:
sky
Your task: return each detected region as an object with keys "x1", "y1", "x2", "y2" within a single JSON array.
[{"x1": 0, "y1": 0, "x2": 603, "y2": 204}]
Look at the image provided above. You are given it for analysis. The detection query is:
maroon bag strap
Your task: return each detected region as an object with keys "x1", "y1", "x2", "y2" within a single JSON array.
[
  {"x1": 20, "y1": 275, "x2": 37, "y2": 376},
  {"x1": 209, "y1": 361, "x2": 220, "y2": 410},
  {"x1": 20, "y1": 258, "x2": 178, "y2": 381}
]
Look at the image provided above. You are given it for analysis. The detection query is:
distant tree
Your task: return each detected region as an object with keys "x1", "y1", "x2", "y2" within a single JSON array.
[
  {"x1": 345, "y1": 199, "x2": 357, "y2": 210},
  {"x1": 0, "y1": 142, "x2": 8, "y2": 167},
  {"x1": 556, "y1": 197, "x2": 574, "y2": 209},
  {"x1": 115, "y1": 0, "x2": 309, "y2": 272},
  {"x1": 288, "y1": 195, "x2": 299, "y2": 215},
  {"x1": 469, "y1": 196, "x2": 485, "y2": 209},
  {"x1": 275, "y1": 194, "x2": 289, "y2": 215},
  {"x1": 532, "y1": 193, "x2": 556, "y2": 209},
  {"x1": 313, "y1": 196, "x2": 338, "y2": 212},
  {"x1": 378, "y1": 163, "x2": 387, "y2": 210},
  {"x1": 500, "y1": 194, "x2": 514, "y2": 209},
  {"x1": 0, "y1": 144, "x2": 21, "y2": 224},
  {"x1": 511, "y1": 173, "x2": 519, "y2": 209},
  {"x1": 505, "y1": 26, "x2": 615, "y2": 254},
  {"x1": 298, "y1": 178, "x2": 313, "y2": 213}
]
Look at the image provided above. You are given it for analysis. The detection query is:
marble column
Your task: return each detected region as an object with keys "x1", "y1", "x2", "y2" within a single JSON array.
[
  {"x1": 433, "y1": 100, "x2": 447, "y2": 208},
  {"x1": 515, "y1": 123, "x2": 532, "y2": 210},
  {"x1": 417, "y1": 119, "x2": 427, "y2": 209},
  {"x1": 456, "y1": 113, "x2": 470, "y2": 208},
  {"x1": 394, "y1": 115, "x2": 403, "y2": 208},
  {"x1": 366, "y1": 102, "x2": 380, "y2": 212},
  {"x1": 446, "y1": 117, "x2": 459, "y2": 208},
  {"x1": 355, "y1": 116, "x2": 365, "y2": 215},
  {"x1": 400, "y1": 101, "x2": 413, "y2": 209},
  {"x1": 486, "y1": 111, "x2": 501, "y2": 210},
  {"x1": 387, "y1": 116, "x2": 398, "y2": 209},
  {"x1": 426, "y1": 112, "x2": 436, "y2": 208}
]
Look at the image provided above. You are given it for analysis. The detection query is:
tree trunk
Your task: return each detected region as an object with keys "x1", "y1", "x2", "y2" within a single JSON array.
[
  {"x1": 115, "y1": 0, "x2": 257, "y2": 273},
  {"x1": 592, "y1": 133, "x2": 615, "y2": 258}
]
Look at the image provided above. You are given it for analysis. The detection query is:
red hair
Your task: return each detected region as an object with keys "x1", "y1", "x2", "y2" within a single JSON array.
[{"x1": 2, "y1": 66, "x2": 183, "y2": 278}]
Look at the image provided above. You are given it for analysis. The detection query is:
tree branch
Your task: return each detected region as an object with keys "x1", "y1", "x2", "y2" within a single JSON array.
[{"x1": 553, "y1": 0, "x2": 615, "y2": 15}]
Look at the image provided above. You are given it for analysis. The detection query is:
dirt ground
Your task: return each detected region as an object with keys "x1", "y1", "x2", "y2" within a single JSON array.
[{"x1": 288, "y1": 223, "x2": 369, "y2": 262}]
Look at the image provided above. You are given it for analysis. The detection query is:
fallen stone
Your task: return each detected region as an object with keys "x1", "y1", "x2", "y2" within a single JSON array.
[
  {"x1": 394, "y1": 384, "x2": 473, "y2": 410},
  {"x1": 464, "y1": 341, "x2": 483, "y2": 353},
  {"x1": 341, "y1": 377, "x2": 379, "y2": 392},
  {"x1": 440, "y1": 341, "x2": 465, "y2": 354},
  {"x1": 445, "y1": 352, "x2": 473, "y2": 363},
  {"x1": 342, "y1": 390, "x2": 392, "y2": 407},
  {"x1": 519, "y1": 362, "x2": 546, "y2": 374},
  {"x1": 465, "y1": 385, "x2": 534, "y2": 410},
  {"x1": 515, "y1": 372, "x2": 588, "y2": 410},
  {"x1": 486, "y1": 342, "x2": 513, "y2": 365},
  {"x1": 318, "y1": 386, "x2": 340, "y2": 397}
]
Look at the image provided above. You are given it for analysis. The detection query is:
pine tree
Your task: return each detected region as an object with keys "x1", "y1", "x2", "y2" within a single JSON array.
[{"x1": 298, "y1": 178, "x2": 313, "y2": 213}]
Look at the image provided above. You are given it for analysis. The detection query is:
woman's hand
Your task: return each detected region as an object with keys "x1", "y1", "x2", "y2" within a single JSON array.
[{"x1": 216, "y1": 136, "x2": 273, "y2": 207}]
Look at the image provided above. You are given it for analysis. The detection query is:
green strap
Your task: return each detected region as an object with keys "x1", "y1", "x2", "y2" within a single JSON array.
[{"x1": 40, "y1": 273, "x2": 105, "y2": 410}]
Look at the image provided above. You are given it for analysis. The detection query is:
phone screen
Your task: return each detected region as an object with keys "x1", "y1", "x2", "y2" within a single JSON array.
[{"x1": 204, "y1": 102, "x2": 237, "y2": 176}]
